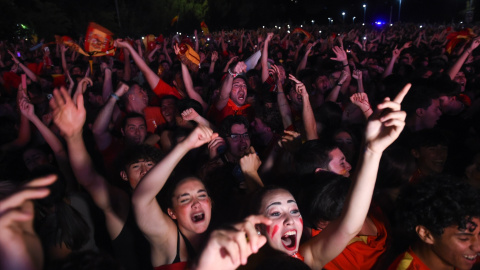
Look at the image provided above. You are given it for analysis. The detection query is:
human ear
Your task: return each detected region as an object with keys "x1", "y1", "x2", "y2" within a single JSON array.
[
  {"x1": 416, "y1": 108, "x2": 425, "y2": 117},
  {"x1": 167, "y1": 208, "x2": 177, "y2": 220},
  {"x1": 416, "y1": 225, "x2": 435, "y2": 245},
  {"x1": 120, "y1": 171, "x2": 128, "y2": 182}
]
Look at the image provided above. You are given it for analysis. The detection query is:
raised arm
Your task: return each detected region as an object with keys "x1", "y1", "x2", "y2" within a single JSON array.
[
  {"x1": 447, "y1": 37, "x2": 480, "y2": 80},
  {"x1": 330, "y1": 46, "x2": 351, "y2": 96},
  {"x1": 175, "y1": 44, "x2": 208, "y2": 112},
  {"x1": 92, "y1": 83, "x2": 129, "y2": 151},
  {"x1": 101, "y1": 62, "x2": 113, "y2": 103},
  {"x1": 181, "y1": 108, "x2": 214, "y2": 130},
  {"x1": 209, "y1": 51, "x2": 218, "y2": 75},
  {"x1": 261, "y1": 33, "x2": 274, "y2": 83},
  {"x1": 215, "y1": 61, "x2": 246, "y2": 111},
  {"x1": 301, "y1": 83, "x2": 410, "y2": 269},
  {"x1": 115, "y1": 39, "x2": 160, "y2": 91},
  {"x1": 50, "y1": 86, "x2": 129, "y2": 239},
  {"x1": 131, "y1": 126, "x2": 217, "y2": 266},
  {"x1": 289, "y1": 74, "x2": 318, "y2": 140},
  {"x1": 296, "y1": 42, "x2": 315, "y2": 75},
  {"x1": 8, "y1": 50, "x2": 37, "y2": 83},
  {"x1": 325, "y1": 70, "x2": 348, "y2": 103},
  {"x1": 1, "y1": 87, "x2": 31, "y2": 154},
  {"x1": 271, "y1": 65, "x2": 292, "y2": 129},
  {"x1": 123, "y1": 47, "x2": 132, "y2": 81}
]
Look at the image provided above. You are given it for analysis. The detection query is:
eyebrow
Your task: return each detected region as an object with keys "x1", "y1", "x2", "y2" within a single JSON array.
[{"x1": 266, "y1": 200, "x2": 297, "y2": 210}]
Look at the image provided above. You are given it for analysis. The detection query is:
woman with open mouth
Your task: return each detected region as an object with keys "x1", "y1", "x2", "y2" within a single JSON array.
[
  {"x1": 250, "y1": 84, "x2": 410, "y2": 269},
  {"x1": 132, "y1": 126, "x2": 217, "y2": 269}
]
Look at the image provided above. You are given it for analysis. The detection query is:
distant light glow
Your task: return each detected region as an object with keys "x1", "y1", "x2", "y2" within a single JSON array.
[{"x1": 375, "y1": 21, "x2": 385, "y2": 25}]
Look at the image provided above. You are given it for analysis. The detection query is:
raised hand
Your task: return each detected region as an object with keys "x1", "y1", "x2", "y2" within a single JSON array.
[
  {"x1": 265, "y1": 32, "x2": 274, "y2": 43},
  {"x1": 352, "y1": 69, "x2": 363, "y2": 80},
  {"x1": 289, "y1": 74, "x2": 307, "y2": 97},
  {"x1": 240, "y1": 146, "x2": 262, "y2": 175},
  {"x1": 181, "y1": 108, "x2": 200, "y2": 121},
  {"x1": 50, "y1": 86, "x2": 86, "y2": 139},
  {"x1": 331, "y1": 46, "x2": 347, "y2": 62},
  {"x1": 183, "y1": 125, "x2": 218, "y2": 150},
  {"x1": 208, "y1": 136, "x2": 227, "y2": 159},
  {"x1": 114, "y1": 39, "x2": 131, "y2": 49},
  {"x1": 233, "y1": 61, "x2": 247, "y2": 74},
  {"x1": 195, "y1": 215, "x2": 271, "y2": 270},
  {"x1": 365, "y1": 83, "x2": 410, "y2": 154},
  {"x1": 278, "y1": 130, "x2": 302, "y2": 152},
  {"x1": 19, "y1": 97, "x2": 35, "y2": 120},
  {"x1": 211, "y1": 51, "x2": 218, "y2": 62}
]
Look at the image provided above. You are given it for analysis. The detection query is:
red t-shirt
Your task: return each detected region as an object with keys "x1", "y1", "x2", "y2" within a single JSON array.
[
  {"x1": 152, "y1": 79, "x2": 182, "y2": 99},
  {"x1": 318, "y1": 207, "x2": 389, "y2": 270},
  {"x1": 388, "y1": 248, "x2": 431, "y2": 270},
  {"x1": 207, "y1": 99, "x2": 253, "y2": 125}
]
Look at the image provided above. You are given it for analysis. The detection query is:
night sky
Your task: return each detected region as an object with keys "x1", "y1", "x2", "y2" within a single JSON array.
[{"x1": 276, "y1": 0, "x2": 477, "y2": 25}]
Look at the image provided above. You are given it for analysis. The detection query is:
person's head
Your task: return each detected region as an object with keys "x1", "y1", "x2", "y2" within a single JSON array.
[
  {"x1": 160, "y1": 95, "x2": 179, "y2": 124},
  {"x1": 395, "y1": 175, "x2": 480, "y2": 270},
  {"x1": 332, "y1": 128, "x2": 357, "y2": 164},
  {"x1": 252, "y1": 187, "x2": 303, "y2": 256},
  {"x1": 119, "y1": 144, "x2": 163, "y2": 189},
  {"x1": 220, "y1": 116, "x2": 251, "y2": 161},
  {"x1": 410, "y1": 129, "x2": 449, "y2": 176},
  {"x1": 166, "y1": 177, "x2": 212, "y2": 236},
  {"x1": 312, "y1": 72, "x2": 331, "y2": 93},
  {"x1": 403, "y1": 81, "x2": 442, "y2": 131},
  {"x1": 23, "y1": 145, "x2": 53, "y2": 172},
  {"x1": 230, "y1": 76, "x2": 248, "y2": 106},
  {"x1": 432, "y1": 76, "x2": 464, "y2": 115},
  {"x1": 298, "y1": 171, "x2": 350, "y2": 230},
  {"x1": 285, "y1": 81, "x2": 303, "y2": 108},
  {"x1": 295, "y1": 140, "x2": 351, "y2": 177},
  {"x1": 124, "y1": 83, "x2": 148, "y2": 112},
  {"x1": 121, "y1": 113, "x2": 147, "y2": 146}
]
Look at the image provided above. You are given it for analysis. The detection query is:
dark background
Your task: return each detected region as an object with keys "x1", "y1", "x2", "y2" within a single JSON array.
[{"x1": 1, "y1": 0, "x2": 478, "y2": 39}]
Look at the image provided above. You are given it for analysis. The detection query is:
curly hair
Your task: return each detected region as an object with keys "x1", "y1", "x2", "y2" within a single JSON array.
[{"x1": 394, "y1": 175, "x2": 480, "y2": 242}]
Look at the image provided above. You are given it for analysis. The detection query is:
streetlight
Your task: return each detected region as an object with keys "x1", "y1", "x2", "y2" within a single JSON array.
[
  {"x1": 353, "y1": 16, "x2": 356, "y2": 23},
  {"x1": 398, "y1": 0, "x2": 402, "y2": 22},
  {"x1": 363, "y1": 4, "x2": 367, "y2": 24},
  {"x1": 342, "y1": 12, "x2": 346, "y2": 23}
]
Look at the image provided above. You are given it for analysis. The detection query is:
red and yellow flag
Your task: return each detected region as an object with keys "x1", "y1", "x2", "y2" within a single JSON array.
[
  {"x1": 171, "y1": 15, "x2": 179, "y2": 26},
  {"x1": 200, "y1": 21, "x2": 209, "y2": 35},
  {"x1": 84, "y1": 22, "x2": 115, "y2": 57},
  {"x1": 446, "y1": 28, "x2": 476, "y2": 54}
]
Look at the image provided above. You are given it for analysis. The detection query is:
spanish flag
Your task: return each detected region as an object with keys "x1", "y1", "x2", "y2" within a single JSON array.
[
  {"x1": 200, "y1": 21, "x2": 209, "y2": 35},
  {"x1": 292, "y1": 28, "x2": 312, "y2": 43},
  {"x1": 446, "y1": 28, "x2": 476, "y2": 54},
  {"x1": 171, "y1": 15, "x2": 179, "y2": 26},
  {"x1": 84, "y1": 22, "x2": 116, "y2": 57}
]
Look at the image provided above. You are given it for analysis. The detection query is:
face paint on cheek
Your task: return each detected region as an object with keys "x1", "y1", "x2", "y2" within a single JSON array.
[
  {"x1": 300, "y1": 217, "x2": 303, "y2": 226},
  {"x1": 268, "y1": 225, "x2": 279, "y2": 239}
]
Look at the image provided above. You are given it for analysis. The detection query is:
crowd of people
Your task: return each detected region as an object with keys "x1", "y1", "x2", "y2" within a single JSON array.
[{"x1": 1, "y1": 21, "x2": 480, "y2": 270}]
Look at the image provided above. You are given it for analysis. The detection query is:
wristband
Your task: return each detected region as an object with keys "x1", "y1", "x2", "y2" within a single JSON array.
[
  {"x1": 228, "y1": 69, "x2": 238, "y2": 78},
  {"x1": 110, "y1": 93, "x2": 120, "y2": 101},
  {"x1": 342, "y1": 63, "x2": 349, "y2": 67},
  {"x1": 336, "y1": 83, "x2": 343, "y2": 87}
]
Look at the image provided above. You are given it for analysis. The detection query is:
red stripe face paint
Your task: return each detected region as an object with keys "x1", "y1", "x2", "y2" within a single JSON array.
[
  {"x1": 268, "y1": 224, "x2": 279, "y2": 239},
  {"x1": 299, "y1": 217, "x2": 303, "y2": 226}
]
